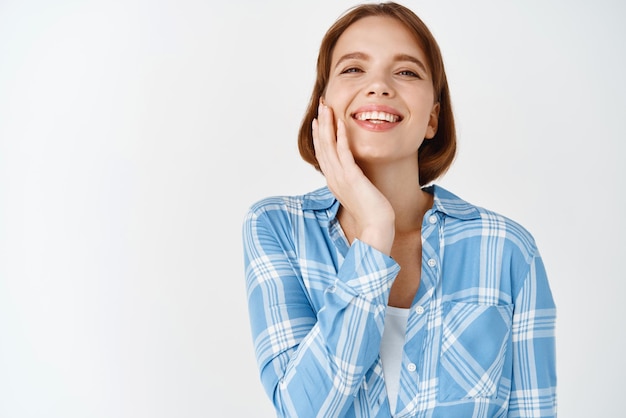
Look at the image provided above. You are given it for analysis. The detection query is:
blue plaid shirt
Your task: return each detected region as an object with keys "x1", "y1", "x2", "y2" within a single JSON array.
[{"x1": 243, "y1": 185, "x2": 556, "y2": 417}]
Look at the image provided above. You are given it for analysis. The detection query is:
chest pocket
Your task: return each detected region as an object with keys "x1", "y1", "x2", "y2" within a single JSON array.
[{"x1": 438, "y1": 302, "x2": 513, "y2": 401}]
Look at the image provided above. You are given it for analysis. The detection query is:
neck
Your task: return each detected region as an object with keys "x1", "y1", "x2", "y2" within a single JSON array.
[{"x1": 359, "y1": 159, "x2": 433, "y2": 233}]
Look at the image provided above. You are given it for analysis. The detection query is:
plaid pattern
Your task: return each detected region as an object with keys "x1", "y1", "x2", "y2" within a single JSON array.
[{"x1": 243, "y1": 185, "x2": 556, "y2": 417}]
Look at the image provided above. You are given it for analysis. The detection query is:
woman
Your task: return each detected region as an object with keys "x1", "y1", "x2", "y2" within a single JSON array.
[{"x1": 243, "y1": 2, "x2": 556, "y2": 417}]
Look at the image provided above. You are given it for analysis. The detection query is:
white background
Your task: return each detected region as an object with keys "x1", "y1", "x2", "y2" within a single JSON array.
[{"x1": 1, "y1": 0, "x2": 624, "y2": 416}]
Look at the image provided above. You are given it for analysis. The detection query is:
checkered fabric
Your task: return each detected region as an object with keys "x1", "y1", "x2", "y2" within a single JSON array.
[{"x1": 243, "y1": 185, "x2": 557, "y2": 417}]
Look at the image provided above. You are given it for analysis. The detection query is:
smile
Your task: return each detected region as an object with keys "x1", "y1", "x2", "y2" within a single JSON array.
[{"x1": 353, "y1": 111, "x2": 401, "y2": 123}]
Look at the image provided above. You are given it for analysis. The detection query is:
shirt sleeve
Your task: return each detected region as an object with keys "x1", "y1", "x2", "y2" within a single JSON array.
[
  {"x1": 508, "y1": 251, "x2": 557, "y2": 417},
  {"x1": 243, "y1": 206, "x2": 400, "y2": 417}
]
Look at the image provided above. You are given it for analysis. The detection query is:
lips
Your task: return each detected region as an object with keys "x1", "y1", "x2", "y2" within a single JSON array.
[
  {"x1": 350, "y1": 105, "x2": 403, "y2": 130},
  {"x1": 353, "y1": 111, "x2": 400, "y2": 123}
]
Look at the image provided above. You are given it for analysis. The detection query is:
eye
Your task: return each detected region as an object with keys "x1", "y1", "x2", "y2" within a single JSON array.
[
  {"x1": 341, "y1": 67, "x2": 363, "y2": 74},
  {"x1": 397, "y1": 70, "x2": 420, "y2": 78}
]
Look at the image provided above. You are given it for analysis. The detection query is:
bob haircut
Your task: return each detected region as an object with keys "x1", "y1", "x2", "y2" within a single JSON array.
[{"x1": 297, "y1": 2, "x2": 456, "y2": 186}]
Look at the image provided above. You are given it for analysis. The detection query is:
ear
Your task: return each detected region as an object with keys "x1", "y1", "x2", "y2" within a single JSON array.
[{"x1": 425, "y1": 102, "x2": 440, "y2": 139}]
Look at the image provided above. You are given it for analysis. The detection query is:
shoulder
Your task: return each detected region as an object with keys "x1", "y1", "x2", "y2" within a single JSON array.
[
  {"x1": 479, "y1": 206, "x2": 538, "y2": 261},
  {"x1": 244, "y1": 186, "x2": 335, "y2": 223},
  {"x1": 431, "y1": 185, "x2": 538, "y2": 259},
  {"x1": 242, "y1": 187, "x2": 336, "y2": 250}
]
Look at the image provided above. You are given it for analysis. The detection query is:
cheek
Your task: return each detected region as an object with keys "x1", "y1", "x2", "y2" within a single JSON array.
[
  {"x1": 322, "y1": 80, "x2": 335, "y2": 103},
  {"x1": 323, "y1": 81, "x2": 350, "y2": 114},
  {"x1": 408, "y1": 97, "x2": 436, "y2": 122},
  {"x1": 323, "y1": 99, "x2": 347, "y2": 122},
  {"x1": 322, "y1": 89, "x2": 337, "y2": 107}
]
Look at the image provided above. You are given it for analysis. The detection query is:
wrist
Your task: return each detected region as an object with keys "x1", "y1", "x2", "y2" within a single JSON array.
[{"x1": 358, "y1": 223, "x2": 395, "y2": 256}]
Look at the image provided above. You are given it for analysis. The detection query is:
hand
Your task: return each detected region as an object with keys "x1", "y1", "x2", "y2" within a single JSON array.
[{"x1": 312, "y1": 102, "x2": 395, "y2": 255}]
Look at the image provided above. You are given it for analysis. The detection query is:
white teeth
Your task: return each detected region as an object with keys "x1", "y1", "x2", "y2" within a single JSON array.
[{"x1": 355, "y1": 111, "x2": 399, "y2": 123}]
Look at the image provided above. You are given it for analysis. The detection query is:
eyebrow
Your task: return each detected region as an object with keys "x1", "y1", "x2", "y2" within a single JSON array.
[
  {"x1": 394, "y1": 53, "x2": 428, "y2": 74},
  {"x1": 334, "y1": 52, "x2": 428, "y2": 74}
]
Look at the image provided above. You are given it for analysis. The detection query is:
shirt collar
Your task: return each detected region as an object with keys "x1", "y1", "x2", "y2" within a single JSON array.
[
  {"x1": 424, "y1": 184, "x2": 481, "y2": 220},
  {"x1": 302, "y1": 184, "x2": 481, "y2": 221},
  {"x1": 302, "y1": 186, "x2": 338, "y2": 212}
]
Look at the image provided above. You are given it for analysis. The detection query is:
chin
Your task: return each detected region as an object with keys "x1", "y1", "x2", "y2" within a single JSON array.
[
  {"x1": 352, "y1": 151, "x2": 400, "y2": 167},
  {"x1": 352, "y1": 145, "x2": 419, "y2": 168}
]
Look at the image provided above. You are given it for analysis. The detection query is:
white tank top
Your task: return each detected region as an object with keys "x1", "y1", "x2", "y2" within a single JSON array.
[{"x1": 380, "y1": 305, "x2": 410, "y2": 414}]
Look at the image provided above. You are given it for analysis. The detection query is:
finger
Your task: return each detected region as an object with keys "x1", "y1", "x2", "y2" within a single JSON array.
[
  {"x1": 312, "y1": 118, "x2": 330, "y2": 175},
  {"x1": 335, "y1": 118, "x2": 356, "y2": 168},
  {"x1": 318, "y1": 103, "x2": 335, "y2": 143},
  {"x1": 314, "y1": 104, "x2": 342, "y2": 177},
  {"x1": 312, "y1": 117, "x2": 337, "y2": 179}
]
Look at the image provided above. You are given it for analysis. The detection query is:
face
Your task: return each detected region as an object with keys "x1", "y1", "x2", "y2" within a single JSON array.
[{"x1": 324, "y1": 16, "x2": 439, "y2": 167}]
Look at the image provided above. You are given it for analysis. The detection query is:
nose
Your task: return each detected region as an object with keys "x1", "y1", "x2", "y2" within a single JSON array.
[
  {"x1": 366, "y1": 72, "x2": 394, "y2": 97},
  {"x1": 368, "y1": 89, "x2": 390, "y2": 96}
]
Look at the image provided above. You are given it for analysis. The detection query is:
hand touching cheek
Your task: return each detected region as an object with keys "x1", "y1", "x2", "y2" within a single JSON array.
[{"x1": 312, "y1": 102, "x2": 395, "y2": 255}]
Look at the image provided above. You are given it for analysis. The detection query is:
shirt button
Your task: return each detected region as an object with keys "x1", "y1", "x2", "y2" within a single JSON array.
[
  {"x1": 428, "y1": 215, "x2": 437, "y2": 224},
  {"x1": 427, "y1": 258, "x2": 437, "y2": 267},
  {"x1": 327, "y1": 285, "x2": 336, "y2": 293},
  {"x1": 407, "y1": 363, "x2": 417, "y2": 372},
  {"x1": 415, "y1": 305, "x2": 425, "y2": 314}
]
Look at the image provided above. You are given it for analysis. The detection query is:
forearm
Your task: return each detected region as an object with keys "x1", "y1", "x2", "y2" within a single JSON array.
[
  {"x1": 247, "y1": 237, "x2": 399, "y2": 417},
  {"x1": 266, "y1": 292, "x2": 386, "y2": 417}
]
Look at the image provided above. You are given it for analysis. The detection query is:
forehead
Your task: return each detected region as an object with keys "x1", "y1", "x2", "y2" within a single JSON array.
[{"x1": 331, "y1": 16, "x2": 426, "y2": 64}]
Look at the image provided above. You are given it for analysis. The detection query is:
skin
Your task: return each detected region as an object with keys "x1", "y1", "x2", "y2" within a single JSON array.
[{"x1": 312, "y1": 16, "x2": 440, "y2": 308}]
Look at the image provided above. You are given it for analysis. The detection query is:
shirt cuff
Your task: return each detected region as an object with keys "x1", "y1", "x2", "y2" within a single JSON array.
[{"x1": 335, "y1": 238, "x2": 400, "y2": 301}]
